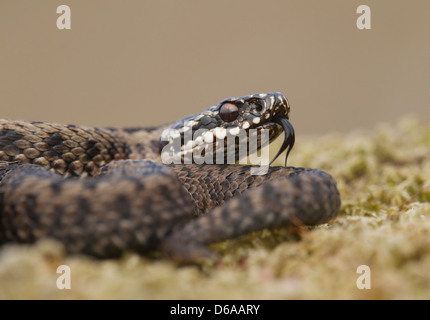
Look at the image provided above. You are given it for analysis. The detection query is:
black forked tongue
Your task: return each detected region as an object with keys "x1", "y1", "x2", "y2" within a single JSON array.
[{"x1": 269, "y1": 117, "x2": 295, "y2": 166}]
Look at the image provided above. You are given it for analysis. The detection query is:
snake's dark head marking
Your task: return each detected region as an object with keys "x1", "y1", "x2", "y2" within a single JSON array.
[{"x1": 163, "y1": 92, "x2": 295, "y2": 166}]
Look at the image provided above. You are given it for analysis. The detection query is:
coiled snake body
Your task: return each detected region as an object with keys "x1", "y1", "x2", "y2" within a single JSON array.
[{"x1": 0, "y1": 93, "x2": 340, "y2": 262}]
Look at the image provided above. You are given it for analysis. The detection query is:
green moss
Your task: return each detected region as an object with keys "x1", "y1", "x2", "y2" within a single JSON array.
[{"x1": 1, "y1": 118, "x2": 430, "y2": 299}]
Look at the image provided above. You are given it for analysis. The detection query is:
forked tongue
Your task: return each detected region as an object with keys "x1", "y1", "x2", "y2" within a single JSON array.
[{"x1": 269, "y1": 118, "x2": 295, "y2": 166}]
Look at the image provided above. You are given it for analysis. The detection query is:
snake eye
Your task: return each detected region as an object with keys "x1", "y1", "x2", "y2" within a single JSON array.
[{"x1": 219, "y1": 103, "x2": 239, "y2": 122}]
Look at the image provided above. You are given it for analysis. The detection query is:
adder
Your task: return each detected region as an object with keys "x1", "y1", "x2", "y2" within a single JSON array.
[{"x1": 0, "y1": 92, "x2": 340, "y2": 263}]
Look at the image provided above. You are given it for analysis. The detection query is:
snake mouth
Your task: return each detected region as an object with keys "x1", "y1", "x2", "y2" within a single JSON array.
[
  {"x1": 267, "y1": 117, "x2": 295, "y2": 166},
  {"x1": 160, "y1": 113, "x2": 295, "y2": 167},
  {"x1": 242, "y1": 116, "x2": 295, "y2": 167}
]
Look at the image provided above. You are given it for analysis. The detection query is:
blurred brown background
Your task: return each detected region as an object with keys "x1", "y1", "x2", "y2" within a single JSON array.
[{"x1": 0, "y1": 0, "x2": 429, "y2": 134}]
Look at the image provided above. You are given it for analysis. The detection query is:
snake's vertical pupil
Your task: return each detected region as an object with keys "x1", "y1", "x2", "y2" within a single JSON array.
[{"x1": 219, "y1": 103, "x2": 239, "y2": 122}]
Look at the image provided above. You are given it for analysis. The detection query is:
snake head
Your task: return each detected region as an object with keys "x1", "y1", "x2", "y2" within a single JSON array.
[{"x1": 161, "y1": 92, "x2": 295, "y2": 166}]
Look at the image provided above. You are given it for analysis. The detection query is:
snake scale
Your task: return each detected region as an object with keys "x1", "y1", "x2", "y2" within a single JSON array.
[{"x1": 0, "y1": 93, "x2": 340, "y2": 263}]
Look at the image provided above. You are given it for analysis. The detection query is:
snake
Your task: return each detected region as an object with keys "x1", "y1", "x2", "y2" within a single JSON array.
[{"x1": 0, "y1": 92, "x2": 340, "y2": 263}]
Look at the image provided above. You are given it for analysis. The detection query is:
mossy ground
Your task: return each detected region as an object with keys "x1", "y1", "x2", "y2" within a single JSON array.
[{"x1": 1, "y1": 118, "x2": 430, "y2": 299}]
